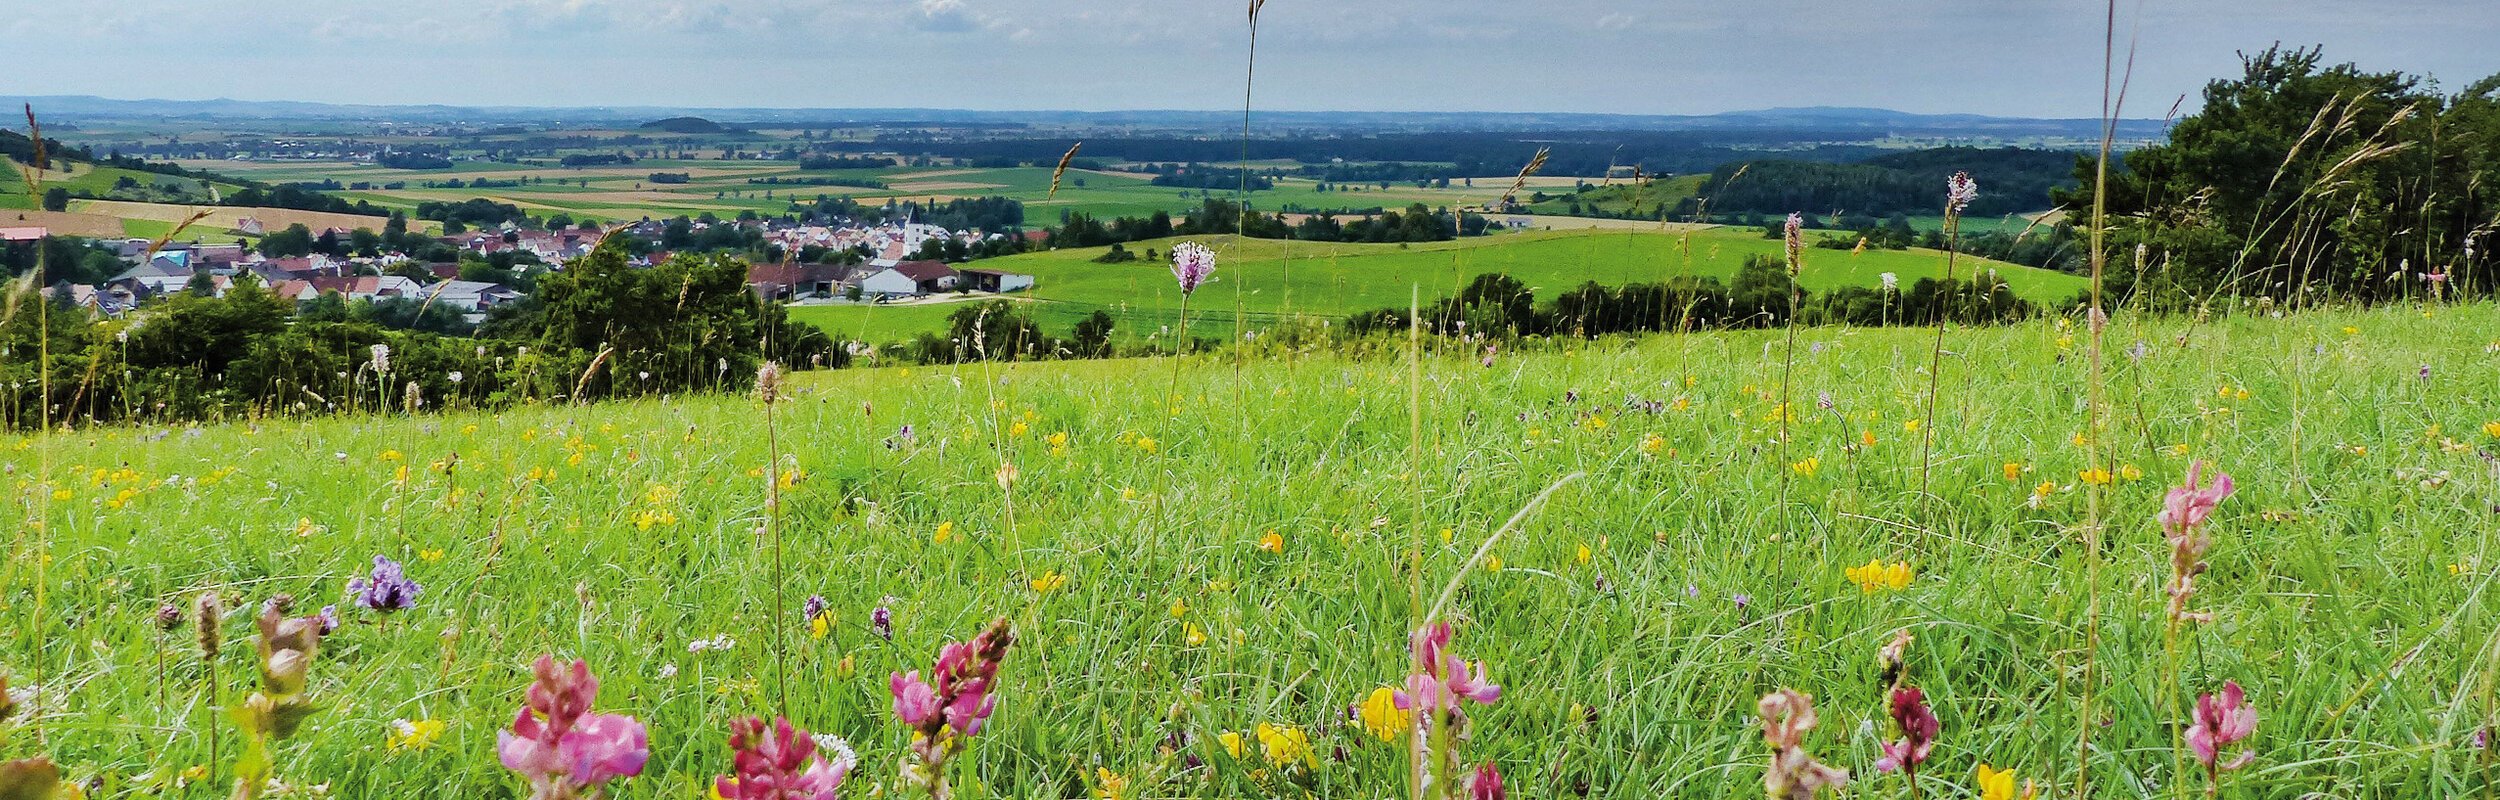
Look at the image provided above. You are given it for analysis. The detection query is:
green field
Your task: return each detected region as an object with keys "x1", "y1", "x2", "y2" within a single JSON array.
[
  {"x1": 9, "y1": 304, "x2": 2496, "y2": 797},
  {"x1": 178, "y1": 158, "x2": 1523, "y2": 227},
  {"x1": 793, "y1": 227, "x2": 2086, "y2": 345}
]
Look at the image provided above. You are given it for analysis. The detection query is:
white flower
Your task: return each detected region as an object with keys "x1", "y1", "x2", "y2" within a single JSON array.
[
  {"x1": 1879, "y1": 272, "x2": 1898, "y2": 291},
  {"x1": 447, "y1": 371, "x2": 463, "y2": 384},
  {"x1": 369, "y1": 344, "x2": 391, "y2": 373}
]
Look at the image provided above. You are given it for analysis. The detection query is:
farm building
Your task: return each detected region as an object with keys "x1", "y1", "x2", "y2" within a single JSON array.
[
  {"x1": 858, "y1": 260, "x2": 959, "y2": 298},
  {"x1": 747, "y1": 263, "x2": 853, "y2": 301},
  {"x1": 958, "y1": 268, "x2": 1036, "y2": 293}
]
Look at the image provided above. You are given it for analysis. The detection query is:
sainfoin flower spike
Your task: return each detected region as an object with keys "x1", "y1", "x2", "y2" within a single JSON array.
[
  {"x1": 1874, "y1": 686, "x2": 1938, "y2": 778},
  {"x1": 891, "y1": 618, "x2": 1014, "y2": 800},
  {"x1": 1759, "y1": 689, "x2": 1848, "y2": 799},
  {"x1": 499, "y1": 656, "x2": 649, "y2": 800},
  {"x1": 2185, "y1": 680, "x2": 2257, "y2": 772},
  {"x1": 715, "y1": 716, "x2": 854, "y2": 800},
  {"x1": 1169, "y1": 241, "x2": 1216, "y2": 295}
]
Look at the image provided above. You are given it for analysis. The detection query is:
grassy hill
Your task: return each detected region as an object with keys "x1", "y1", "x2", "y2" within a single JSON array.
[
  {"x1": 8, "y1": 304, "x2": 2490, "y2": 797},
  {"x1": 793, "y1": 226, "x2": 2086, "y2": 345}
]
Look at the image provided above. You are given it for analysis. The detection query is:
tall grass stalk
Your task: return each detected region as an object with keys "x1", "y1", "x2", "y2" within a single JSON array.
[{"x1": 2077, "y1": 0, "x2": 2132, "y2": 793}]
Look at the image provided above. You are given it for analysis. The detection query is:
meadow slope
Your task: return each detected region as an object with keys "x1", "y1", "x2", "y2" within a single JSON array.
[
  {"x1": 6, "y1": 304, "x2": 2497, "y2": 798},
  {"x1": 795, "y1": 227, "x2": 2086, "y2": 346}
]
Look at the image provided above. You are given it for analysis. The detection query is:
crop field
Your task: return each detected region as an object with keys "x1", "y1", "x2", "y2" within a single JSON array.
[
  {"x1": 791, "y1": 227, "x2": 2086, "y2": 345},
  {"x1": 172, "y1": 158, "x2": 1548, "y2": 225},
  {"x1": 8, "y1": 303, "x2": 2496, "y2": 797}
]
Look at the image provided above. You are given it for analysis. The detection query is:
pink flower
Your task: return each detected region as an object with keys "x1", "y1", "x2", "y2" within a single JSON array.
[
  {"x1": 1467, "y1": 761, "x2": 1505, "y2": 800},
  {"x1": 889, "y1": 671, "x2": 939, "y2": 727},
  {"x1": 716, "y1": 717, "x2": 854, "y2": 800},
  {"x1": 1170, "y1": 242, "x2": 1216, "y2": 295},
  {"x1": 500, "y1": 656, "x2": 648, "y2": 799},
  {"x1": 2158, "y1": 461, "x2": 2234, "y2": 536},
  {"x1": 1783, "y1": 213, "x2": 1805, "y2": 274},
  {"x1": 2185, "y1": 681, "x2": 2257, "y2": 770},
  {"x1": 1392, "y1": 622, "x2": 1500, "y2": 715},
  {"x1": 1874, "y1": 687, "x2": 1937, "y2": 774}
]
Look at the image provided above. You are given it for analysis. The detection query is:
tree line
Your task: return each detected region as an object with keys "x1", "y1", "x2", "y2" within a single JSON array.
[{"x1": 0, "y1": 239, "x2": 833, "y2": 430}]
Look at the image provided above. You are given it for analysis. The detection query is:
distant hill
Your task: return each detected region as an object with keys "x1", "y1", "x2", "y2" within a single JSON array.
[{"x1": 640, "y1": 116, "x2": 729, "y2": 134}]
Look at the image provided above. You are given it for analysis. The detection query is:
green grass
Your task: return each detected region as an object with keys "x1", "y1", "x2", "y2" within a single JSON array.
[
  {"x1": 801, "y1": 227, "x2": 2086, "y2": 345},
  {"x1": 9, "y1": 304, "x2": 2498, "y2": 798}
]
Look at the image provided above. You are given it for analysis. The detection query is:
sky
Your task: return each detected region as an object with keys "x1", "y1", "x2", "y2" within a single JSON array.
[{"x1": 4, "y1": 0, "x2": 2495, "y2": 118}]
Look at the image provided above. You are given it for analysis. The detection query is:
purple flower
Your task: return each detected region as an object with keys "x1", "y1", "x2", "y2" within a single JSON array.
[
  {"x1": 802, "y1": 595, "x2": 828, "y2": 624},
  {"x1": 1946, "y1": 172, "x2": 1978, "y2": 215},
  {"x1": 1731, "y1": 593, "x2": 1751, "y2": 609},
  {"x1": 1467, "y1": 761, "x2": 1505, "y2": 800},
  {"x1": 1815, "y1": 391, "x2": 1834, "y2": 411},
  {"x1": 871, "y1": 605, "x2": 892, "y2": 641},
  {"x1": 316, "y1": 605, "x2": 340, "y2": 635},
  {"x1": 347, "y1": 555, "x2": 421, "y2": 613},
  {"x1": 1170, "y1": 242, "x2": 1217, "y2": 295}
]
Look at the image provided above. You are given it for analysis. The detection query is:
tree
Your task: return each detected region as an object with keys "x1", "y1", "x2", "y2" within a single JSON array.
[
  {"x1": 1071, "y1": 311, "x2": 1116, "y2": 358},
  {"x1": 41, "y1": 187, "x2": 69, "y2": 212}
]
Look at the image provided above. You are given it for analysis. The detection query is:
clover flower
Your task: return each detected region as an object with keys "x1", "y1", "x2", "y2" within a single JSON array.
[
  {"x1": 498, "y1": 656, "x2": 650, "y2": 800},
  {"x1": 348, "y1": 555, "x2": 422, "y2": 613},
  {"x1": 1467, "y1": 761, "x2": 1505, "y2": 800},
  {"x1": 1783, "y1": 213, "x2": 1805, "y2": 275}
]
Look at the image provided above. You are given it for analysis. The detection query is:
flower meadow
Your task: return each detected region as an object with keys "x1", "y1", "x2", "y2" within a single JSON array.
[{"x1": 4, "y1": 299, "x2": 2499, "y2": 798}]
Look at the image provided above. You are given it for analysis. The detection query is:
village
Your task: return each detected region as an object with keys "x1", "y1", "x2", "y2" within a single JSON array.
[{"x1": 6, "y1": 213, "x2": 1037, "y2": 324}]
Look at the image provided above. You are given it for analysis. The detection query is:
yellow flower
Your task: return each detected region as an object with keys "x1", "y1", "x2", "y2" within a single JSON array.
[
  {"x1": 2119, "y1": 463, "x2": 2144, "y2": 482},
  {"x1": 1439, "y1": 528, "x2": 1454, "y2": 545},
  {"x1": 934, "y1": 521, "x2": 956, "y2": 543},
  {"x1": 1135, "y1": 436, "x2": 1159, "y2": 454},
  {"x1": 417, "y1": 549, "x2": 445, "y2": 563},
  {"x1": 1009, "y1": 421, "x2": 1030, "y2": 438},
  {"x1": 2078, "y1": 467, "x2": 2113, "y2": 486},
  {"x1": 1859, "y1": 430, "x2": 1877, "y2": 447},
  {"x1": 2341, "y1": 325, "x2": 2359, "y2": 335},
  {"x1": 51, "y1": 488, "x2": 72, "y2": 501},
  {"x1": 1582, "y1": 414, "x2": 1608, "y2": 431},
  {"x1": 1846, "y1": 559, "x2": 1914, "y2": 593},
  {"x1": 2032, "y1": 480, "x2": 2058, "y2": 499},
  {"x1": 1640, "y1": 433, "x2": 1666, "y2": 455},
  {"x1": 1029, "y1": 571, "x2": 1068, "y2": 593},
  {"x1": 1216, "y1": 731, "x2": 1246, "y2": 759},
  {"x1": 1974, "y1": 763, "x2": 2035, "y2": 800},
  {"x1": 1357, "y1": 687, "x2": 1410, "y2": 741},
  {"x1": 1484, "y1": 555, "x2": 1503, "y2": 573},
  {"x1": 2002, "y1": 462, "x2": 2025, "y2": 482},
  {"x1": 378, "y1": 449, "x2": 403, "y2": 462},
  {"x1": 1790, "y1": 457, "x2": 1820, "y2": 477},
  {"x1": 386, "y1": 718, "x2": 447, "y2": 751},
  {"x1": 293, "y1": 518, "x2": 318, "y2": 538},
  {"x1": 1257, "y1": 530, "x2": 1285, "y2": 554},
  {"x1": 1092, "y1": 768, "x2": 1131, "y2": 800},
  {"x1": 2483, "y1": 420, "x2": 2500, "y2": 440},
  {"x1": 1254, "y1": 723, "x2": 1315, "y2": 769},
  {"x1": 1184, "y1": 622, "x2": 1207, "y2": 646},
  {"x1": 1168, "y1": 598, "x2": 1189, "y2": 618},
  {"x1": 1575, "y1": 544, "x2": 1592, "y2": 565},
  {"x1": 809, "y1": 611, "x2": 832, "y2": 640},
  {"x1": 1903, "y1": 419, "x2": 1922, "y2": 433}
]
